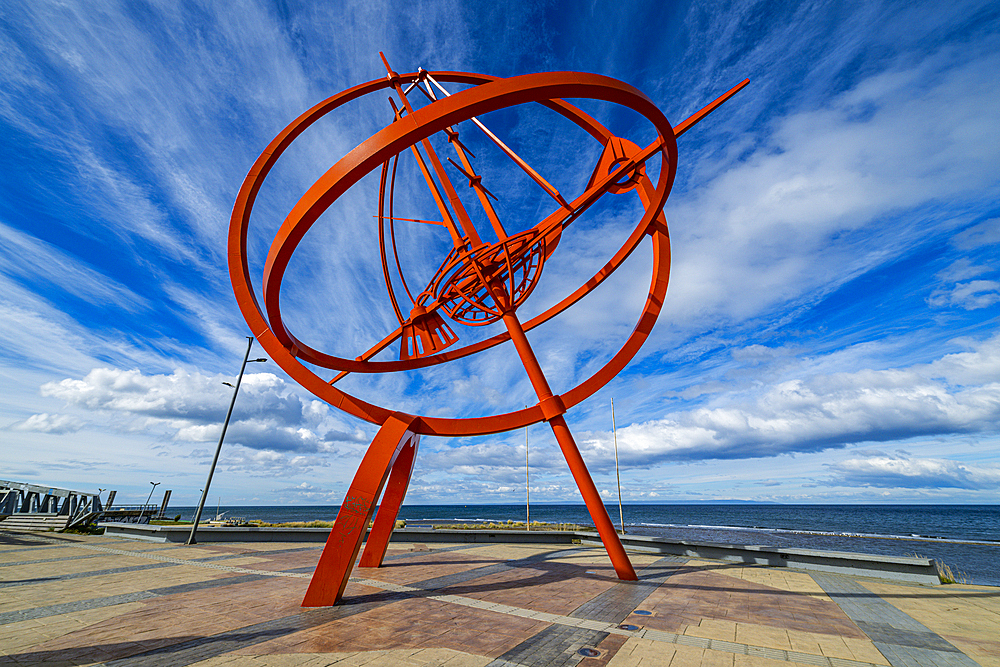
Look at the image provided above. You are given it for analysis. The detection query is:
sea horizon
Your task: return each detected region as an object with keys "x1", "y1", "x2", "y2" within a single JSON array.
[{"x1": 161, "y1": 503, "x2": 999, "y2": 585}]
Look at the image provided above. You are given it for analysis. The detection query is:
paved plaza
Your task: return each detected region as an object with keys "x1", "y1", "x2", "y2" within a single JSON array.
[{"x1": 1, "y1": 530, "x2": 997, "y2": 667}]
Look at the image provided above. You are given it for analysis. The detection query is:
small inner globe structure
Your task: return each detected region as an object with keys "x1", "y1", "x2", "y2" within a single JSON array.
[
  {"x1": 229, "y1": 56, "x2": 747, "y2": 605},
  {"x1": 231, "y1": 68, "x2": 685, "y2": 435}
]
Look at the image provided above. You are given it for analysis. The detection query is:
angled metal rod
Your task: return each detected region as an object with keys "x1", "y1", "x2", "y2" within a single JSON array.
[
  {"x1": 419, "y1": 71, "x2": 508, "y2": 240},
  {"x1": 374, "y1": 214, "x2": 448, "y2": 227},
  {"x1": 187, "y1": 337, "x2": 255, "y2": 545},
  {"x1": 328, "y1": 325, "x2": 404, "y2": 385},
  {"x1": 388, "y1": 98, "x2": 466, "y2": 248},
  {"x1": 382, "y1": 55, "x2": 482, "y2": 247},
  {"x1": 674, "y1": 78, "x2": 750, "y2": 137},
  {"x1": 424, "y1": 72, "x2": 572, "y2": 211}
]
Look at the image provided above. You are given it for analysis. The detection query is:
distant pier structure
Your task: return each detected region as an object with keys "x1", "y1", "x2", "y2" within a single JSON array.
[{"x1": 0, "y1": 480, "x2": 171, "y2": 531}]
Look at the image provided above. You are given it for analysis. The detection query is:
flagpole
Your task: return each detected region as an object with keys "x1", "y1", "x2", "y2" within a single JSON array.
[{"x1": 612, "y1": 398, "x2": 625, "y2": 534}]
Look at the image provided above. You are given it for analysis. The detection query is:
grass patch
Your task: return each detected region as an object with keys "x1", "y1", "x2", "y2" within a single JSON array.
[
  {"x1": 431, "y1": 520, "x2": 595, "y2": 532},
  {"x1": 936, "y1": 560, "x2": 968, "y2": 584},
  {"x1": 63, "y1": 525, "x2": 105, "y2": 535},
  {"x1": 915, "y1": 553, "x2": 970, "y2": 584},
  {"x1": 253, "y1": 519, "x2": 408, "y2": 529},
  {"x1": 254, "y1": 520, "x2": 335, "y2": 528}
]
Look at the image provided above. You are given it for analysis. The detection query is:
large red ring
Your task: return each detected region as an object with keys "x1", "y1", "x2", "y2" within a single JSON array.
[{"x1": 229, "y1": 71, "x2": 677, "y2": 436}]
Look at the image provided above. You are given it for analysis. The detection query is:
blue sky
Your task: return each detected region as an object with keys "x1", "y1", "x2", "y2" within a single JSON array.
[{"x1": 1, "y1": 0, "x2": 998, "y2": 506}]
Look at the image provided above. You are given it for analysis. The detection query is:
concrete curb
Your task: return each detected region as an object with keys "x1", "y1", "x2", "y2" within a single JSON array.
[{"x1": 98, "y1": 523, "x2": 940, "y2": 586}]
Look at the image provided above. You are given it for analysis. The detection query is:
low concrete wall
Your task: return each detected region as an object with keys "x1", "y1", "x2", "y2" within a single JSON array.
[
  {"x1": 592, "y1": 533, "x2": 939, "y2": 585},
  {"x1": 99, "y1": 523, "x2": 940, "y2": 585},
  {"x1": 99, "y1": 523, "x2": 333, "y2": 543}
]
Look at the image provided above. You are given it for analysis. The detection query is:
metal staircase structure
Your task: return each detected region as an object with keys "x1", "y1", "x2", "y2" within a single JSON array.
[{"x1": 0, "y1": 480, "x2": 104, "y2": 531}]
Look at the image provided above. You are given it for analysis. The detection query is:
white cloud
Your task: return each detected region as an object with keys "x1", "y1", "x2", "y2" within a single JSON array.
[
  {"x1": 952, "y1": 217, "x2": 1000, "y2": 251},
  {"x1": 829, "y1": 454, "x2": 1000, "y2": 490},
  {"x1": 655, "y1": 46, "x2": 1000, "y2": 335},
  {"x1": 217, "y1": 447, "x2": 331, "y2": 478},
  {"x1": 928, "y1": 335, "x2": 1000, "y2": 386},
  {"x1": 39, "y1": 367, "x2": 367, "y2": 453},
  {"x1": 579, "y1": 334, "x2": 1000, "y2": 463},
  {"x1": 8, "y1": 412, "x2": 83, "y2": 434},
  {"x1": 272, "y1": 481, "x2": 342, "y2": 504},
  {"x1": 927, "y1": 280, "x2": 1000, "y2": 310}
]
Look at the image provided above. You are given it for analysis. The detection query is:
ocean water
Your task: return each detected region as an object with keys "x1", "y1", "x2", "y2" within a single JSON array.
[{"x1": 170, "y1": 503, "x2": 999, "y2": 586}]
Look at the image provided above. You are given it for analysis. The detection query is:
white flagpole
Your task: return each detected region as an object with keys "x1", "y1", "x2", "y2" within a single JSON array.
[{"x1": 612, "y1": 398, "x2": 625, "y2": 534}]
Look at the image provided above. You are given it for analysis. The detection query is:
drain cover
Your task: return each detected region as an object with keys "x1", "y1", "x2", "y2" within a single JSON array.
[
  {"x1": 632, "y1": 609, "x2": 653, "y2": 616},
  {"x1": 619, "y1": 623, "x2": 640, "y2": 631},
  {"x1": 578, "y1": 647, "x2": 601, "y2": 657}
]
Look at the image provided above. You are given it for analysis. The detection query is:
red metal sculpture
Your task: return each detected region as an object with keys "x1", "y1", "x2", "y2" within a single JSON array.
[{"x1": 229, "y1": 53, "x2": 747, "y2": 606}]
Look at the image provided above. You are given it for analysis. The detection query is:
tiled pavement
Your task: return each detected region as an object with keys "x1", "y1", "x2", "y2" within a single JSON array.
[{"x1": 0, "y1": 530, "x2": 996, "y2": 667}]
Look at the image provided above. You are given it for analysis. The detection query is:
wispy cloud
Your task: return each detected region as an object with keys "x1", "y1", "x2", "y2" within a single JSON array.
[
  {"x1": 8, "y1": 412, "x2": 83, "y2": 434},
  {"x1": 579, "y1": 334, "x2": 1000, "y2": 464},
  {"x1": 39, "y1": 367, "x2": 368, "y2": 453},
  {"x1": 0, "y1": 221, "x2": 150, "y2": 312},
  {"x1": 828, "y1": 454, "x2": 1000, "y2": 490}
]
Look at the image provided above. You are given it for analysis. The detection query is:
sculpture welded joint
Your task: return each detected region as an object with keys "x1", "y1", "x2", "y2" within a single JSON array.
[{"x1": 229, "y1": 53, "x2": 748, "y2": 606}]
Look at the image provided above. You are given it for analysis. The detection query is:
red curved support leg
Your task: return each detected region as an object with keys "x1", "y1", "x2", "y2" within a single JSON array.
[
  {"x1": 302, "y1": 413, "x2": 418, "y2": 607},
  {"x1": 359, "y1": 435, "x2": 419, "y2": 568}
]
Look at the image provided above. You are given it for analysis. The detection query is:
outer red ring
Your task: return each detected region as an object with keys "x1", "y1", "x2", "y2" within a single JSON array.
[{"x1": 229, "y1": 71, "x2": 677, "y2": 436}]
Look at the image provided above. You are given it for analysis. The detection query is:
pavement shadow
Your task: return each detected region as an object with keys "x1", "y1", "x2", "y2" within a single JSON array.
[
  {"x1": 360, "y1": 555, "x2": 1000, "y2": 602},
  {"x1": 0, "y1": 530, "x2": 77, "y2": 546},
  {"x1": 0, "y1": 635, "x2": 203, "y2": 666}
]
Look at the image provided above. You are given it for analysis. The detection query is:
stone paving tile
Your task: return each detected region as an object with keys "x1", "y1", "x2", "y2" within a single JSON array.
[
  {"x1": 0, "y1": 569, "x2": 281, "y2": 626},
  {"x1": 350, "y1": 551, "x2": 506, "y2": 587},
  {"x1": 547, "y1": 551, "x2": 664, "y2": 569},
  {"x1": 250, "y1": 594, "x2": 547, "y2": 660},
  {"x1": 12, "y1": 581, "x2": 378, "y2": 665},
  {"x1": 811, "y1": 573, "x2": 982, "y2": 667},
  {"x1": 0, "y1": 549, "x2": 107, "y2": 567},
  {"x1": 0, "y1": 533, "x2": 992, "y2": 667},
  {"x1": 382, "y1": 543, "x2": 482, "y2": 560},
  {"x1": 0, "y1": 564, "x2": 231, "y2": 615},
  {"x1": 192, "y1": 648, "x2": 493, "y2": 666},
  {"x1": 569, "y1": 557, "x2": 685, "y2": 623},
  {"x1": 0, "y1": 601, "x2": 146, "y2": 656},
  {"x1": 1, "y1": 545, "x2": 244, "y2": 571},
  {"x1": 855, "y1": 579, "x2": 1000, "y2": 667},
  {"x1": 454, "y1": 544, "x2": 566, "y2": 562},
  {"x1": 711, "y1": 566, "x2": 833, "y2": 603},
  {"x1": 6, "y1": 542, "x2": 554, "y2": 665},
  {"x1": 635, "y1": 563, "x2": 866, "y2": 640},
  {"x1": 485, "y1": 623, "x2": 608, "y2": 666},
  {"x1": 1, "y1": 548, "x2": 154, "y2": 576},
  {"x1": 437, "y1": 560, "x2": 615, "y2": 617},
  {"x1": 0, "y1": 559, "x2": 184, "y2": 589}
]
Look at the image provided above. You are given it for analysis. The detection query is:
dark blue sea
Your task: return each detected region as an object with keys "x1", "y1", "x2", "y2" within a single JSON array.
[{"x1": 171, "y1": 504, "x2": 999, "y2": 586}]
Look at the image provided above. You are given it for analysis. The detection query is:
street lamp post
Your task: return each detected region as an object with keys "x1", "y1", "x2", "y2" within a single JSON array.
[
  {"x1": 186, "y1": 336, "x2": 266, "y2": 545},
  {"x1": 145, "y1": 482, "x2": 161, "y2": 507}
]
